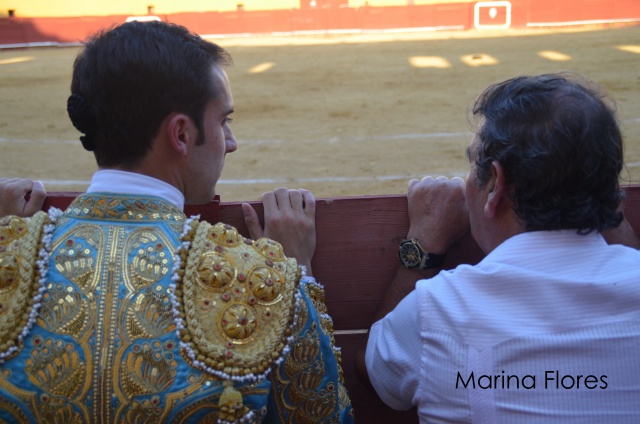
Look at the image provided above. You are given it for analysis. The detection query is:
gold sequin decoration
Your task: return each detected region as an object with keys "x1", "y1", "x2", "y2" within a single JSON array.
[
  {"x1": 0, "y1": 395, "x2": 30, "y2": 423},
  {"x1": 0, "y1": 252, "x2": 19, "y2": 292},
  {"x1": 37, "y1": 283, "x2": 89, "y2": 337},
  {"x1": 120, "y1": 340, "x2": 178, "y2": 398},
  {"x1": 252, "y1": 239, "x2": 286, "y2": 261},
  {"x1": 247, "y1": 267, "x2": 284, "y2": 305},
  {"x1": 125, "y1": 288, "x2": 176, "y2": 341},
  {"x1": 219, "y1": 303, "x2": 258, "y2": 342},
  {"x1": 293, "y1": 387, "x2": 339, "y2": 424},
  {"x1": 36, "y1": 394, "x2": 84, "y2": 424},
  {"x1": 208, "y1": 224, "x2": 243, "y2": 247},
  {"x1": 53, "y1": 227, "x2": 102, "y2": 290},
  {"x1": 288, "y1": 358, "x2": 325, "y2": 405},
  {"x1": 269, "y1": 287, "x2": 352, "y2": 423},
  {"x1": 197, "y1": 252, "x2": 237, "y2": 291},
  {"x1": 178, "y1": 221, "x2": 301, "y2": 379},
  {"x1": 302, "y1": 282, "x2": 345, "y2": 383},
  {"x1": 64, "y1": 195, "x2": 185, "y2": 223},
  {"x1": 128, "y1": 230, "x2": 171, "y2": 289},
  {"x1": 124, "y1": 399, "x2": 163, "y2": 423},
  {"x1": 0, "y1": 212, "x2": 49, "y2": 359},
  {"x1": 0, "y1": 216, "x2": 29, "y2": 245},
  {"x1": 25, "y1": 336, "x2": 85, "y2": 398},
  {"x1": 284, "y1": 324, "x2": 321, "y2": 380}
]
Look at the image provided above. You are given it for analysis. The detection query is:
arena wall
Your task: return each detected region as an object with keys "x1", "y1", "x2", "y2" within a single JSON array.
[
  {"x1": 0, "y1": 0, "x2": 638, "y2": 47},
  {"x1": 0, "y1": 0, "x2": 475, "y2": 18}
]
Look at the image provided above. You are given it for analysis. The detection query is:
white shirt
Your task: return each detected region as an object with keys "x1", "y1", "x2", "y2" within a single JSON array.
[
  {"x1": 366, "y1": 231, "x2": 640, "y2": 423},
  {"x1": 87, "y1": 169, "x2": 185, "y2": 210}
]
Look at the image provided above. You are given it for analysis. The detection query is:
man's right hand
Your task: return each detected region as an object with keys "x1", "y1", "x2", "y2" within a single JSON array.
[
  {"x1": 0, "y1": 178, "x2": 47, "y2": 217},
  {"x1": 242, "y1": 188, "x2": 316, "y2": 275},
  {"x1": 406, "y1": 176, "x2": 470, "y2": 255}
]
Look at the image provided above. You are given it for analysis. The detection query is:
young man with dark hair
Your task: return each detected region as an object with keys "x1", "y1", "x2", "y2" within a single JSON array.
[{"x1": 0, "y1": 21, "x2": 353, "y2": 423}]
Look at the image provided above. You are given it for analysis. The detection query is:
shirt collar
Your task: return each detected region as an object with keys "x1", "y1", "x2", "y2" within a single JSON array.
[{"x1": 87, "y1": 169, "x2": 185, "y2": 210}]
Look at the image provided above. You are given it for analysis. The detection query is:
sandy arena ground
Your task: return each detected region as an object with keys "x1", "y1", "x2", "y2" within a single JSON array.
[{"x1": 1, "y1": 25, "x2": 639, "y2": 202}]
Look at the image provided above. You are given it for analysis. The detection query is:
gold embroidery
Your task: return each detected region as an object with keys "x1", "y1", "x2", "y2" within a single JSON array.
[
  {"x1": 0, "y1": 217, "x2": 28, "y2": 245},
  {"x1": 252, "y1": 239, "x2": 286, "y2": 261},
  {"x1": 120, "y1": 341, "x2": 178, "y2": 398},
  {"x1": 92, "y1": 225, "x2": 124, "y2": 424},
  {"x1": 219, "y1": 303, "x2": 258, "y2": 342},
  {"x1": 302, "y1": 282, "x2": 345, "y2": 383},
  {"x1": 307, "y1": 283, "x2": 328, "y2": 318},
  {"x1": 338, "y1": 383, "x2": 351, "y2": 413},
  {"x1": 0, "y1": 197, "x2": 348, "y2": 423},
  {"x1": 53, "y1": 226, "x2": 103, "y2": 290},
  {"x1": 128, "y1": 230, "x2": 171, "y2": 289},
  {"x1": 176, "y1": 222, "x2": 301, "y2": 380},
  {"x1": 288, "y1": 357, "x2": 325, "y2": 404},
  {"x1": 25, "y1": 336, "x2": 85, "y2": 398},
  {"x1": 125, "y1": 287, "x2": 175, "y2": 341},
  {"x1": 54, "y1": 240, "x2": 94, "y2": 289},
  {"x1": 38, "y1": 283, "x2": 90, "y2": 337},
  {"x1": 0, "y1": 395, "x2": 30, "y2": 423},
  {"x1": 0, "y1": 212, "x2": 49, "y2": 359},
  {"x1": 209, "y1": 225, "x2": 243, "y2": 248},
  {"x1": 269, "y1": 281, "x2": 352, "y2": 423},
  {"x1": 124, "y1": 398, "x2": 163, "y2": 423},
  {"x1": 0, "y1": 252, "x2": 19, "y2": 292},
  {"x1": 65, "y1": 194, "x2": 184, "y2": 223},
  {"x1": 197, "y1": 252, "x2": 237, "y2": 291},
  {"x1": 248, "y1": 267, "x2": 284, "y2": 304},
  {"x1": 34, "y1": 394, "x2": 84, "y2": 424},
  {"x1": 293, "y1": 297, "x2": 309, "y2": 333},
  {"x1": 293, "y1": 387, "x2": 339, "y2": 424},
  {"x1": 284, "y1": 323, "x2": 321, "y2": 379}
]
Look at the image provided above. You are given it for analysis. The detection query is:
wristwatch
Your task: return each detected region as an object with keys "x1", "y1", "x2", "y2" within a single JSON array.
[{"x1": 398, "y1": 239, "x2": 446, "y2": 270}]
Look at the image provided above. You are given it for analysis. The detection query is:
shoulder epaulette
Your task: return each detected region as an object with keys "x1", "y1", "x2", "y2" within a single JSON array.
[{"x1": 172, "y1": 221, "x2": 301, "y2": 383}]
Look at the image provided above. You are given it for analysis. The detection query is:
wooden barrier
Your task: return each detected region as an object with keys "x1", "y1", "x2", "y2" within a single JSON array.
[{"x1": 41, "y1": 185, "x2": 640, "y2": 422}]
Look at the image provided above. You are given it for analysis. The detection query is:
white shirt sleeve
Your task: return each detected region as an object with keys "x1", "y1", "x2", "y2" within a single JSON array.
[{"x1": 365, "y1": 290, "x2": 423, "y2": 411}]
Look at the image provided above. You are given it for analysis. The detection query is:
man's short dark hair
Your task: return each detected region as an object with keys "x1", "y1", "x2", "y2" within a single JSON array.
[
  {"x1": 471, "y1": 73, "x2": 624, "y2": 234},
  {"x1": 69, "y1": 21, "x2": 232, "y2": 167}
]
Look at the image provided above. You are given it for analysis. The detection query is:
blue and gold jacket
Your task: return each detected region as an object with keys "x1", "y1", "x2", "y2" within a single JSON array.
[{"x1": 0, "y1": 193, "x2": 353, "y2": 423}]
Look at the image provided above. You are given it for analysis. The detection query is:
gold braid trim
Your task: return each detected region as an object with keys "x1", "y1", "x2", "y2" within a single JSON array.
[
  {"x1": 0, "y1": 210, "x2": 57, "y2": 361},
  {"x1": 171, "y1": 220, "x2": 301, "y2": 383},
  {"x1": 303, "y1": 278, "x2": 346, "y2": 385}
]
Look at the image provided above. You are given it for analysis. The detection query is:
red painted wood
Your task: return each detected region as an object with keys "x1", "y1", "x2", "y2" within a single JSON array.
[{"x1": 0, "y1": 18, "x2": 27, "y2": 44}]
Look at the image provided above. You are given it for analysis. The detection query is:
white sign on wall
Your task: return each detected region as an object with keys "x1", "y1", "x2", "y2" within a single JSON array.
[{"x1": 474, "y1": 1, "x2": 512, "y2": 29}]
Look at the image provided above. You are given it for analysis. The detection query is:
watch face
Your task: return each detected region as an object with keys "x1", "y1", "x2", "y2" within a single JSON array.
[{"x1": 399, "y1": 241, "x2": 421, "y2": 268}]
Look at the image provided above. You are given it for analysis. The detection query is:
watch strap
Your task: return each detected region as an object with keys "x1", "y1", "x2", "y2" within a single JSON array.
[{"x1": 418, "y1": 250, "x2": 447, "y2": 270}]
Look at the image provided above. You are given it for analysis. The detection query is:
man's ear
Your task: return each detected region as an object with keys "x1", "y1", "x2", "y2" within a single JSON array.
[
  {"x1": 166, "y1": 113, "x2": 195, "y2": 157},
  {"x1": 484, "y1": 161, "x2": 507, "y2": 218}
]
